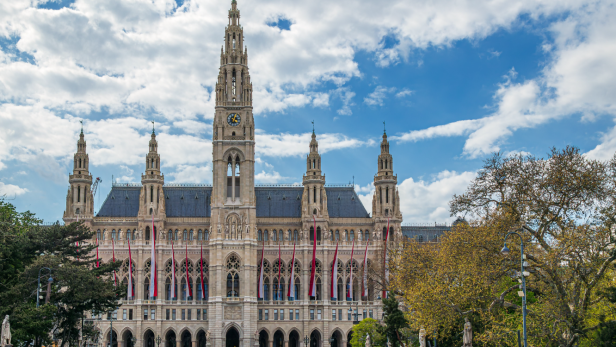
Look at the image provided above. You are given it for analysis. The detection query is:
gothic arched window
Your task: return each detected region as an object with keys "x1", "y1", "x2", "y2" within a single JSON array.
[
  {"x1": 258, "y1": 230, "x2": 262, "y2": 241},
  {"x1": 111, "y1": 229, "x2": 116, "y2": 240},
  {"x1": 198, "y1": 229, "x2": 202, "y2": 241},
  {"x1": 226, "y1": 255, "x2": 241, "y2": 297},
  {"x1": 183, "y1": 229, "x2": 188, "y2": 241},
  {"x1": 204, "y1": 229, "x2": 209, "y2": 241},
  {"x1": 168, "y1": 230, "x2": 173, "y2": 241},
  {"x1": 350, "y1": 230, "x2": 355, "y2": 241},
  {"x1": 96, "y1": 229, "x2": 101, "y2": 241}
]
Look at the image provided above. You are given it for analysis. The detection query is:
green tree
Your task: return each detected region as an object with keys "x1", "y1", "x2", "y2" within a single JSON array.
[
  {"x1": 391, "y1": 148, "x2": 616, "y2": 347},
  {"x1": 0, "y1": 201, "x2": 122, "y2": 347},
  {"x1": 383, "y1": 297, "x2": 409, "y2": 347},
  {"x1": 350, "y1": 318, "x2": 385, "y2": 347}
]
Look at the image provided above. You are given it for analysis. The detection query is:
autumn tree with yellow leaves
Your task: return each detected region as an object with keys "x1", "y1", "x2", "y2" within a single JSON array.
[{"x1": 390, "y1": 147, "x2": 616, "y2": 347}]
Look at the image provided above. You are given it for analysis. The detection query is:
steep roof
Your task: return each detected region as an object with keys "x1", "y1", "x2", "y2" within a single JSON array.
[
  {"x1": 97, "y1": 185, "x2": 369, "y2": 219},
  {"x1": 255, "y1": 187, "x2": 303, "y2": 218},
  {"x1": 96, "y1": 186, "x2": 141, "y2": 217},
  {"x1": 325, "y1": 187, "x2": 369, "y2": 218}
]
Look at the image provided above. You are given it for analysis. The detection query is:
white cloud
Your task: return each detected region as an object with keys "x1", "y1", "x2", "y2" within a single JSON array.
[
  {"x1": 255, "y1": 170, "x2": 288, "y2": 184},
  {"x1": 256, "y1": 131, "x2": 375, "y2": 157},
  {"x1": 364, "y1": 86, "x2": 397, "y2": 106},
  {"x1": 393, "y1": 2, "x2": 616, "y2": 159},
  {"x1": 0, "y1": 182, "x2": 28, "y2": 196},
  {"x1": 168, "y1": 164, "x2": 212, "y2": 183},
  {"x1": 395, "y1": 88, "x2": 413, "y2": 98},
  {"x1": 336, "y1": 87, "x2": 355, "y2": 115},
  {"x1": 398, "y1": 170, "x2": 476, "y2": 223}
]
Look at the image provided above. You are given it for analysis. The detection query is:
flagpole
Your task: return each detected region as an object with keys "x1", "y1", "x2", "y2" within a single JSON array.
[
  {"x1": 287, "y1": 242, "x2": 296, "y2": 300},
  {"x1": 127, "y1": 237, "x2": 134, "y2": 299},
  {"x1": 382, "y1": 217, "x2": 390, "y2": 299},
  {"x1": 349, "y1": 237, "x2": 355, "y2": 301},
  {"x1": 331, "y1": 242, "x2": 339, "y2": 300},
  {"x1": 309, "y1": 215, "x2": 318, "y2": 298}
]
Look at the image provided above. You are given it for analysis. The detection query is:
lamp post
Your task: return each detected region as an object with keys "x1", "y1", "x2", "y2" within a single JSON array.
[
  {"x1": 304, "y1": 335, "x2": 309, "y2": 347},
  {"x1": 501, "y1": 232, "x2": 528, "y2": 347},
  {"x1": 156, "y1": 335, "x2": 162, "y2": 347},
  {"x1": 108, "y1": 301, "x2": 122, "y2": 347}
]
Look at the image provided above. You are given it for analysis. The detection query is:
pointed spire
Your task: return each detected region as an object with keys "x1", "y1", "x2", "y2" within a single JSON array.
[
  {"x1": 383, "y1": 121, "x2": 386, "y2": 135},
  {"x1": 80, "y1": 120, "x2": 84, "y2": 134},
  {"x1": 152, "y1": 120, "x2": 155, "y2": 135}
]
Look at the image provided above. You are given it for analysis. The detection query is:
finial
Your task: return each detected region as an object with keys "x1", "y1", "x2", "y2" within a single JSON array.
[
  {"x1": 312, "y1": 120, "x2": 315, "y2": 134},
  {"x1": 383, "y1": 121, "x2": 386, "y2": 134},
  {"x1": 152, "y1": 120, "x2": 155, "y2": 134},
  {"x1": 80, "y1": 120, "x2": 83, "y2": 134}
]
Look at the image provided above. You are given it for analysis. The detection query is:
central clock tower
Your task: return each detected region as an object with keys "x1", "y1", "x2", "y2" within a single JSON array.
[{"x1": 210, "y1": 1, "x2": 258, "y2": 346}]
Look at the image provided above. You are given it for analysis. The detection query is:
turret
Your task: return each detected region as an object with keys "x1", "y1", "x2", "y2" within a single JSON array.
[
  {"x1": 140, "y1": 122, "x2": 165, "y2": 217},
  {"x1": 372, "y1": 127, "x2": 401, "y2": 220},
  {"x1": 64, "y1": 121, "x2": 94, "y2": 220},
  {"x1": 302, "y1": 126, "x2": 328, "y2": 219}
]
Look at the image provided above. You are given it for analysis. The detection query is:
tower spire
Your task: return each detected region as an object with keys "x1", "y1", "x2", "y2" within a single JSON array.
[{"x1": 152, "y1": 120, "x2": 155, "y2": 135}]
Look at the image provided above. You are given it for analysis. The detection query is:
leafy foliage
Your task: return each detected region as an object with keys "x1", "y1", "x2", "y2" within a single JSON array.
[
  {"x1": 391, "y1": 148, "x2": 616, "y2": 347},
  {"x1": 350, "y1": 318, "x2": 385, "y2": 347},
  {"x1": 0, "y1": 201, "x2": 122, "y2": 347}
]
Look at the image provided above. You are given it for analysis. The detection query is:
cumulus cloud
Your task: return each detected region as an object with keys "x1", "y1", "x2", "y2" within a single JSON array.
[
  {"x1": 168, "y1": 164, "x2": 212, "y2": 183},
  {"x1": 256, "y1": 131, "x2": 375, "y2": 157},
  {"x1": 398, "y1": 170, "x2": 476, "y2": 223},
  {"x1": 255, "y1": 170, "x2": 288, "y2": 184},
  {"x1": 393, "y1": 2, "x2": 616, "y2": 158},
  {"x1": 0, "y1": 182, "x2": 28, "y2": 196},
  {"x1": 364, "y1": 86, "x2": 396, "y2": 106}
]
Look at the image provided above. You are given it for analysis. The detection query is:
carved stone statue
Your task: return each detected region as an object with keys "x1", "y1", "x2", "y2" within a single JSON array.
[
  {"x1": 365, "y1": 334, "x2": 371, "y2": 347},
  {"x1": 205, "y1": 331, "x2": 210, "y2": 340},
  {"x1": 419, "y1": 327, "x2": 426, "y2": 347},
  {"x1": 1, "y1": 315, "x2": 11, "y2": 346},
  {"x1": 463, "y1": 318, "x2": 472, "y2": 347}
]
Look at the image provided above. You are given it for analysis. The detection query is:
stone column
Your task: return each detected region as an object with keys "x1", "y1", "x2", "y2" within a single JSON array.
[
  {"x1": 236, "y1": 67, "x2": 242, "y2": 100},
  {"x1": 227, "y1": 69, "x2": 233, "y2": 101}
]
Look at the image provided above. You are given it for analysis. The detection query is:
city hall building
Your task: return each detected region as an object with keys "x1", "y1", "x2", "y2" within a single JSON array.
[{"x1": 62, "y1": 2, "x2": 428, "y2": 347}]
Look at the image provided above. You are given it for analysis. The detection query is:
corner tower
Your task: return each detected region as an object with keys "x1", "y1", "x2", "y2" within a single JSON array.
[
  {"x1": 372, "y1": 129, "x2": 402, "y2": 239},
  {"x1": 64, "y1": 124, "x2": 94, "y2": 221},
  {"x1": 139, "y1": 124, "x2": 165, "y2": 218},
  {"x1": 302, "y1": 129, "x2": 328, "y2": 218}
]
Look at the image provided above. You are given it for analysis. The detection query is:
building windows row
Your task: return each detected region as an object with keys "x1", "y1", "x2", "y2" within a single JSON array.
[
  {"x1": 165, "y1": 308, "x2": 207, "y2": 320},
  {"x1": 330, "y1": 229, "x2": 370, "y2": 242},
  {"x1": 166, "y1": 229, "x2": 210, "y2": 241},
  {"x1": 258, "y1": 229, "x2": 300, "y2": 242},
  {"x1": 259, "y1": 309, "x2": 300, "y2": 321}
]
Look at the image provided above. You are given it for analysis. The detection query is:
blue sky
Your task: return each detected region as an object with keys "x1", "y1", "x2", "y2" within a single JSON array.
[{"x1": 1, "y1": 0, "x2": 615, "y2": 223}]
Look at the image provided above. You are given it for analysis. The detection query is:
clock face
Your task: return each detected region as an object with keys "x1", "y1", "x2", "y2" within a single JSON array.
[{"x1": 227, "y1": 113, "x2": 241, "y2": 126}]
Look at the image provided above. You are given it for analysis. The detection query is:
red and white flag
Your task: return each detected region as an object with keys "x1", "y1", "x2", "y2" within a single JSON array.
[
  {"x1": 150, "y1": 214, "x2": 158, "y2": 299},
  {"x1": 287, "y1": 243, "x2": 296, "y2": 300},
  {"x1": 127, "y1": 237, "x2": 134, "y2": 299},
  {"x1": 348, "y1": 237, "x2": 355, "y2": 300},
  {"x1": 199, "y1": 242, "x2": 206, "y2": 299},
  {"x1": 330, "y1": 242, "x2": 339, "y2": 300},
  {"x1": 257, "y1": 241, "x2": 265, "y2": 299},
  {"x1": 309, "y1": 215, "x2": 318, "y2": 297},
  {"x1": 382, "y1": 217, "x2": 390, "y2": 299},
  {"x1": 277, "y1": 243, "x2": 282, "y2": 300},
  {"x1": 185, "y1": 244, "x2": 192, "y2": 299},
  {"x1": 171, "y1": 239, "x2": 177, "y2": 299},
  {"x1": 362, "y1": 235, "x2": 369, "y2": 297},
  {"x1": 149, "y1": 214, "x2": 157, "y2": 298},
  {"x1": 112, "y1": 238, "x2": 117, "y2": 287}
]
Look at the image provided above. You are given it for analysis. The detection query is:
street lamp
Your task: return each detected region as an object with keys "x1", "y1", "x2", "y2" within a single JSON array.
[
  {"x1": 156, "y1": 335, "x2": 162, "y2": 347},
  {"x1": 501, "y1": 231, "x2": 528, "y2": 347},
  {"x1": 304, "y1": 335, "x2": 309, "y2": 347},
  {"x1": 108, "y1": 301, "x2": 122, "y2": 347}
]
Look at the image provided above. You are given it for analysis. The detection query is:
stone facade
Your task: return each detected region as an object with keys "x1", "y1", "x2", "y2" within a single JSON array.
[{"x1": 63, "y1": 2, "x2": 410, "y2": 347}]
